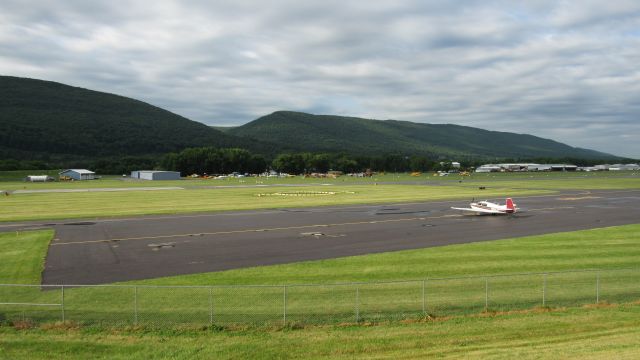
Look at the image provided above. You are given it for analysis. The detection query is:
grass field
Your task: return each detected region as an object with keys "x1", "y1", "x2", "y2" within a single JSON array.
[
  {"x1": 2, "y1": 225, "x2": 640, "y2": 358},
  {"x1": 0, "y1": 184, "x2": 553, "y2": 222},
  {"x1": 0, "y1": 230, "x2": 53, "y2": 284},
  {"x1": 0, "y1": 170, "x2": 637, "y2": 188},
  {"x1": 0, "y1": 171, "x2": 639, "y2": 222},
  {"x1": 2, "y1": 304, "x2": 640, "y2": 359}
]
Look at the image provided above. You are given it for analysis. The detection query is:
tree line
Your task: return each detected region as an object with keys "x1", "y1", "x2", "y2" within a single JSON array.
[
  {"x1": 161, "y1": 148, "x2": 452, "y2": 175},
  {"x1": 1, "y1": 146, "x2": 632, "y2": 175}
]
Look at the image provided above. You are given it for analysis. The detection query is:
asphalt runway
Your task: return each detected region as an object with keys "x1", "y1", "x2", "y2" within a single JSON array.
[{"x1": 10, "y1": 189, "x2": 637, "y2": 284}]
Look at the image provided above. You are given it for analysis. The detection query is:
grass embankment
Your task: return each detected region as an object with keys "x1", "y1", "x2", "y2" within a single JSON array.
[{"x1": 2, "y1": 305, "x2": 640, "y2": 359}]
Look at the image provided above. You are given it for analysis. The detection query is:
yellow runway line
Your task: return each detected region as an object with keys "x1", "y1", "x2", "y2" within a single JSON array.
[{"x1": 52, "y1": 214, "x2": 463, "y2": 246}]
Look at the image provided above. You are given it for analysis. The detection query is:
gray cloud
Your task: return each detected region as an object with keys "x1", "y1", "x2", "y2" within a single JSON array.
[{"x1": 1, "y1": 0, "x2": 639, "y2": 158}]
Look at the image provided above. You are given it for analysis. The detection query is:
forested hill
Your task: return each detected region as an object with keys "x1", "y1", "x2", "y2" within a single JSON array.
[
  {"x1": 0, "y1": 76, "x2": 264, "y2": 161},
  {"x1": 0, "y1": 76, "x2": 616, "y2": 167},
  {"x1": 226, "y1": 111, "x2": 614, "y2": 159}
]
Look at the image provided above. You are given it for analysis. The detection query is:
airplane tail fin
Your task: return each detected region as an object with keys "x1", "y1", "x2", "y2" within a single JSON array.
[{"x1": 506, "y1": 198, "x2": 515, "y2": 213}]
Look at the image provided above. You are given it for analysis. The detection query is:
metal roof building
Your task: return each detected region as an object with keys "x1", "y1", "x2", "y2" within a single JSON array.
[
  {"x1": 475, "y1": 163, "x2": 576, "y2": 172},
  {"x1": 131, "y1": 170, "x2": 181, "y2": 181},
  {"x1": 609, "y1": 164, "x2": 640, "y2": 171},
  {"x1": 59, "y1": 169, "x2": 96, "y2": 180}
]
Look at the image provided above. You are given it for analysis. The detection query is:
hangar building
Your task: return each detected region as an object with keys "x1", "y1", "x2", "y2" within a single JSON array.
[
  {"x1": 59, "y1": 169, "x2": 96, "y2": 180},
  {"x1": 131, "y1": 170, "x2": 181, "y2": 181}
]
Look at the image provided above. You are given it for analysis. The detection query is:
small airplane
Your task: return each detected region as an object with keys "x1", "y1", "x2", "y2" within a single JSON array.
[{"x1": 451, "y1": 198, "x2": 517, "y2": 215}]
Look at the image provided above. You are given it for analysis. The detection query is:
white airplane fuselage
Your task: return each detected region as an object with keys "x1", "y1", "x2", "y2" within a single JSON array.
[{"x1": 451, "y1": 198, "x2": 517, "y2": 215}]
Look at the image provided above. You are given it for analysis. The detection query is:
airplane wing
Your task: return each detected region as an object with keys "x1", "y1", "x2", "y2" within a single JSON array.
[{"x1": 451, "y1": 207, "x2": 503, "y2": 214}]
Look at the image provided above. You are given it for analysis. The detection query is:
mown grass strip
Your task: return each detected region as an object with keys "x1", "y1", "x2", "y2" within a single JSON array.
[
  {"x1": 0, "y1": 230, "x2": 53, "y2": 284},
  {"x1": 1, "y1": 304, "x2": 640, "y2": 359},
  {"x1": 0, "y1": 184, "x2": 550, "y2": 222}
]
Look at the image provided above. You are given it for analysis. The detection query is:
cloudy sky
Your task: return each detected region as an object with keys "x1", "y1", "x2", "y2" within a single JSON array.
[{"x1": 1, "y1": 1, "x2": 639, "y2": 158}]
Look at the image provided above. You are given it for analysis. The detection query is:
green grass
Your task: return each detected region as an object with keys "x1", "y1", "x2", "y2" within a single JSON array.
[
  {"x1": 1, "y1": 225, "x2": 640, "y2": 327},
  {"x1": 0, "y1": 171, "x2": 637, "y2": 222},
  {"x1": 1, "y1": 303, "x2": 640, "y2": 359},
  {"x1": 0, "y1": 230, "x2": 53, "y2": 284},
  {"x1": 0, "y1": 170, "x2": 62, "y2": 182},
  {"x1": 0, "y1": 184, "x2": 552, "y2": 222},
  {"x1": 2, "y1": 226, "x2": 640, "y2": 358}
]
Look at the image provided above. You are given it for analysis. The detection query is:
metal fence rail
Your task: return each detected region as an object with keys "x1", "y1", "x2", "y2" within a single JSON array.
[{"x1": 1, "y1": 268, "x2": 638, "y2": 326}]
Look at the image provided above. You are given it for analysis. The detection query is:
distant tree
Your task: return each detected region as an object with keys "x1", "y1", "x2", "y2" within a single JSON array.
[
  {"x1": 409, "y1": 156, "x2": 432, "y2": 172},
  {"x1": 333, "y1": 156, "x2": 359, "y2": 173},
  {"x1": 247, "y1": 154, "x2": 267, "y2": 174},
  {"x1": 308, "y1": 154, "x2": 331, "y2": 172},
  {"x1": 272, "y1": 153, "x2": 306, "y2": 174}
]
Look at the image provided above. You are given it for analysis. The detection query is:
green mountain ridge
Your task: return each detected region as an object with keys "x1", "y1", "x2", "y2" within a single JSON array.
[
  {"x1": 0, "y1": 76, "x2": 263, "y2": 161},
  {"x1": 0, "y1": 76, "x2": 618, "y2": 166},
  {"x1": 227, "y1": 111, "x2": 614, "y2": 160}
]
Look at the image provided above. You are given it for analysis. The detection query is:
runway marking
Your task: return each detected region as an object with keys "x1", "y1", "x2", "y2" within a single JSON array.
[
  {"x1": 0, "y1": 223, "x2": 33, "y2": 229},
  {"x1": 557, "y1": 196, "x2": 602, "y2": 201},
  {"x1": 51, "y1": 214, "x2": 464, "y2": 246},
  {"x1": 51, "y1": 205, "x2": 581, "y2": 246},
  {"x1": 528, "y1": 206, "x2": 575, "y2": 211}
]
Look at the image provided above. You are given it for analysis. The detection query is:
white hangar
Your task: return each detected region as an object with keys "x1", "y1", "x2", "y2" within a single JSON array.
[{"x1": 131, "y1": 170, "x2": 181, "y2": 181}]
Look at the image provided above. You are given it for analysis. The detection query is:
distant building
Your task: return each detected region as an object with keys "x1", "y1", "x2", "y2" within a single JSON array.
[
  {"x1": 131, "y1": 170, "x2": 181, "y2": 181},
  {"x1": 608, "y1": 164, "x2": 640, "y2": 171},
  {"x1": 59, "y1": 169, "x2": 95, "y2": 180},
  {"x1": 475, "y1": 163, "x2": 576, "y2": 173},
  {"x1": 451, "y1": 162, "x2": 461, "y2": 169},
  {"x1": 528, "y1": 164, "x2": 577, "y2": 171},
  {"x1": 584, "y1": 164, "x2": 639, "y2": 171},
  {"x1": 550, "y1": 164, "x2": 577, "y2": 171},
  {"x1": 475, "y1": 164, "x2": 502, "y2": 173}
]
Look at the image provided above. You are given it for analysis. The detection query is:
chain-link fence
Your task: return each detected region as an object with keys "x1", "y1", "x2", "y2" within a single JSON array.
[{"x1": 1, "y1": 268, "x2": 639, "y2": 327}]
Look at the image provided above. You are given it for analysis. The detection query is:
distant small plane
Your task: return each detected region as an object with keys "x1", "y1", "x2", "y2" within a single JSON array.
[{"x1": 451, "y1": 198, "x2": 517, "y2": 215}]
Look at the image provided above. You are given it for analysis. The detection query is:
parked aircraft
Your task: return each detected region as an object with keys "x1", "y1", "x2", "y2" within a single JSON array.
[{"x1": 451, "y1": 198, "x2": 517, "y2": 215}]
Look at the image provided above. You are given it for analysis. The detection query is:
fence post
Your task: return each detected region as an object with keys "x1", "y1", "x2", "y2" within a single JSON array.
[
  {"x1": 133, "y1": 286, "x2": 138, "y2": 325},
  {"x1": 209, "y1": 287, "x2": 214, "y2": 325},
  {"x1": 422, "y1": 280, "x2": 426, "y2": 315},
  {"x1": 596, "y1": 272, "x2": 600, "y2": 303},
  {"x1": 355, "y1": 286, "x2": 360, "y2": 323},
  {"x1": 61, "y1": 285, "x2": 65, "y2": 322},
  {"x1": 542, "y1": 273, "x2": 547, "y2": 306},
  {"x1": 484, "y1": 278, "x2": 489, "y2": 311},
  {"x1": 283, "y1": 285, "x2": 287, "y2": 326}
]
